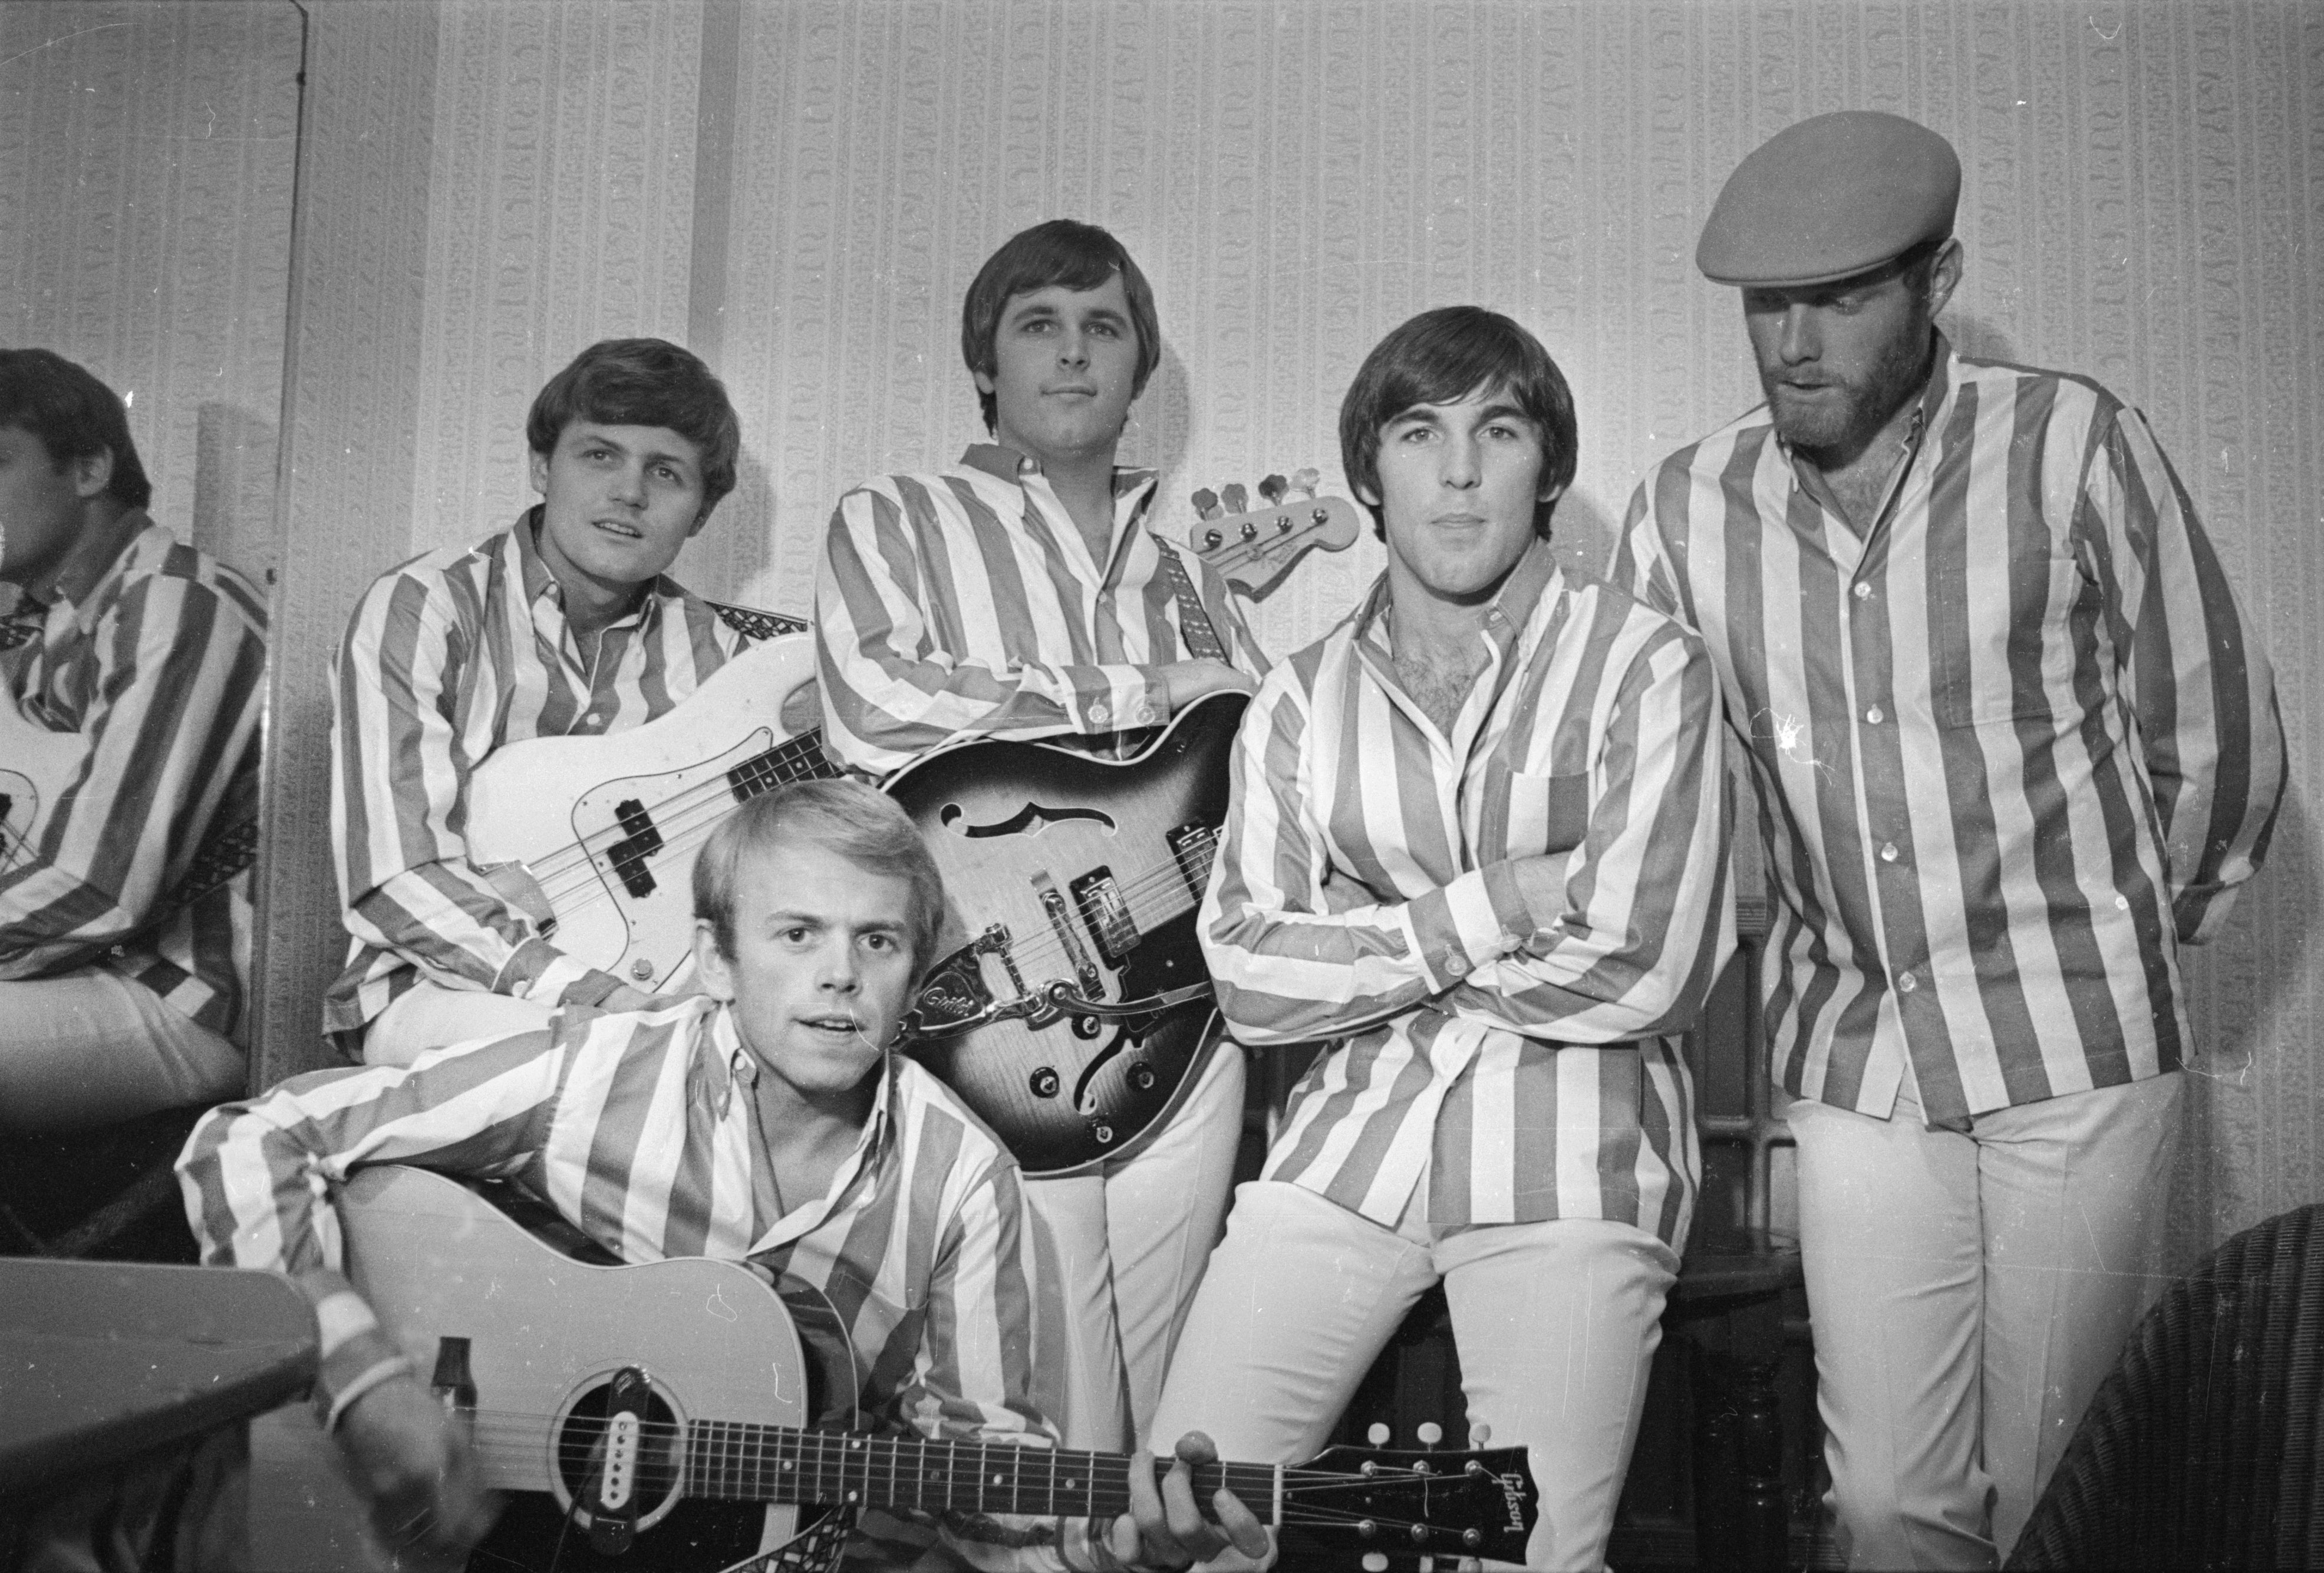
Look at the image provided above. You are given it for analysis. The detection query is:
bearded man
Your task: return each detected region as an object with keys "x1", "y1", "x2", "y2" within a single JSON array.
[{"x1": 1615, "y1": 111, "x2": 2285, "y2": 1569}]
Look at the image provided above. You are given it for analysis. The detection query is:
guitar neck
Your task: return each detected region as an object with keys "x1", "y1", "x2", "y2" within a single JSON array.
[
  {"x1": 726, "y1": 728, "x2": 840, "y2": 800},
  {"x1": 685, "y1": 1423, "x2": 1277, "y2": 1524}
]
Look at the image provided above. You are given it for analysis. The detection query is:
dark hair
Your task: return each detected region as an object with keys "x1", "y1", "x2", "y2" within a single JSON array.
[
  {"x1": 0, "y1": 348, "x2": 151, "y2": 509},
  {"x1": 960, "y1": 219, "x2": 1161, "y2": 433},
  {"x1": 1339, "y1": 307, "x2": 1578, "y2": 540},
  {"x1": 693, "y1": 779, "x2": 947, "y2": 977},
  {"x1": 526, "y1": 338, "x2": 741, "y2": 514}
]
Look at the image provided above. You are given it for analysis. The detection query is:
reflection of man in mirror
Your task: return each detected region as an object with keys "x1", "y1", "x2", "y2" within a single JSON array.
[
  {"x1": 0, "y1": 348, "x2": 268, "y2": 1131},
  {"x1": 812, "y1": 219, "x2": 1262, "y2": 1457},
  {"x1": 328, "y1": 338, "x2": 753, "y2": 1067},
  {"x1": 1617, "y1": 111, "x2": 2286, "y2": 1568}
]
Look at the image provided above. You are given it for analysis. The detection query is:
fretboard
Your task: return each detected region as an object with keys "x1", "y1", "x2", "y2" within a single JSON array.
[
  {"x1": 726, "y1": 730, "x2": 842, "y2": 801},
  {"x1": 683, "y1": 1423, "x2": 1277, "y2": 1523}
]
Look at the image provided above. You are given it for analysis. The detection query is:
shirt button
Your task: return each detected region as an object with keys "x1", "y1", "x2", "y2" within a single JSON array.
[
  {"x1": 1897, "y1": 970, "x2": 1918, "y2": 994},
  {"x1": 1865, "y1": 705, "x2": 1885, "y2": 724},
  {"x1": 1854, "y1": 583, "x2": 1872, "y2": 601},
  {"x1": 1089, "y1": 700, "x2": 1110, "y2": 724},
  {"x1": 1880, "y1": 842, "x2": 1900, "y2": 863}
]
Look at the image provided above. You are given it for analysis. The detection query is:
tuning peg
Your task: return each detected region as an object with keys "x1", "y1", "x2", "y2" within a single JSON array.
[
  {"x1": 1191, "y1": 488, "x2": 1221, "y2": 521},
  {"x1": 1221, "y1": 482, "x2": 1249, "y2": 514},
  {"x1": 1366, "y1": 1422, "x2": 1392, "y2": 1447},
  {"x1": 1416, "y1": 1421, "x2": 1443, "y2": 1446},
  {"x1": 1290, "y1": 466, "x2": 1320, "y2": 497},
  {"x1": 1258, "y1": 473, "x2": 1288, "y2": 505},
  {"x1": 1468, "y1": 1421, "x2": 1491, "y2": 1447}
]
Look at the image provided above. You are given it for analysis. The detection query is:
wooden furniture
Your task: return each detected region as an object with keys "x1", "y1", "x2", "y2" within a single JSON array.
[{"x1": 0, "y1": 1104, "x2": 204, "y2": 1261}]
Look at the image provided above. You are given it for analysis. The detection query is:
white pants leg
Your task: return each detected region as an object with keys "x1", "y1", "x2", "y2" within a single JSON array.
[
  {"x1": 1789, "y1": 1072, "x2": 2183, "y2": 1571},
  {"x1": 362, "y1": 980, "x2": 561, "y2": 1067},
  {"x1": 1148, "y1": 1179, "x2": 1676, "y2": 1572},
  {"x1": 1025, "y1": 1038, "x2": 1245, "y2": 1450},
  {"x1": 0, "y1": 968, "x2": 245, "y2": 1131}
]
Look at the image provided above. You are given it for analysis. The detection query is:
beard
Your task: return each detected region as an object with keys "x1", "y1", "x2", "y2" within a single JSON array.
[{"x1": 1759, "y1": 325, "x2": 1934, "y2": 460}]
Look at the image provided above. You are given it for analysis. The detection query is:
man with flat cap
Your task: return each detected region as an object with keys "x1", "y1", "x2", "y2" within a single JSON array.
[{"x1": 1615, "y1": 110, "x2": 2285, "y2": 1568}]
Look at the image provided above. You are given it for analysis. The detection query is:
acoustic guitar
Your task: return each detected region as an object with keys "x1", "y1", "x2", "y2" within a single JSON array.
[{"x1": 340, "y1": 1163, "x2": 1542, "y2": 1573}]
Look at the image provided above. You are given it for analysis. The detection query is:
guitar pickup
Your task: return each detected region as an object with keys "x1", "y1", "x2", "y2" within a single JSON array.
[
  {"x1": 1165, "y1": 824, "x2": 1220, "y2": 903},
  {"x1": 1069, "y1": 867, "x2": 1139, "y2": 969},
  {"x1": 606, "y1": 798, "x2": 663, "y2": 898}
]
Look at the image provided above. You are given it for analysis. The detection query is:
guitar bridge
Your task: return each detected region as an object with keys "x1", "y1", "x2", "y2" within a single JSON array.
[{"x1": 1034, "y1": 872, "x2": 1105, "y2": 1002}]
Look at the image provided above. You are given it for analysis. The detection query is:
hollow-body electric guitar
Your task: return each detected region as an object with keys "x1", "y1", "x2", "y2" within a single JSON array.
[{"x1": 341, "y1": 1164, "x2": 1541, "y2": 1573}]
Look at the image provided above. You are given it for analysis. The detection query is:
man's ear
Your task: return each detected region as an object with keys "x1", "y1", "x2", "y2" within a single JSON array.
[
  {"x1": 71, "y1": 447, "x2": 114, "y2": 501},
  {"x1": 693, "y1": 919, "x2": 737, "y2": 1003},
  {"x1": 972, "y1": 367, "x2": 997, "y2": 397},
  {"x1": 1537, "y1": 481, "x2": 1567, "y2": 506},
  {"x1": 1926, "y1": 237, "x2": 1966, "y2": 320},
  {"x1": 528, "y1": 446, "x2": 551, "y2": 499}
]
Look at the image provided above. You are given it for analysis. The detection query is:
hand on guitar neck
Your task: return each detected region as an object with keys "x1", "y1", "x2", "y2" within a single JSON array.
[{"x1": 324, "y1": 1344, "x2": 1268, "y2": 1571}]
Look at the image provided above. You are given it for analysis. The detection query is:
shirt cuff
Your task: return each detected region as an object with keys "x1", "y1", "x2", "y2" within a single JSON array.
[
  {"x1": 499, "y1": 937, "x2": 623, "y2": 1007},
  {"x1": 1402, "y1": 865, "x2": 1532, "y2": 993},
  {"x1": 1074, "y1": 668, "x2": 1167, "y2": 733}
]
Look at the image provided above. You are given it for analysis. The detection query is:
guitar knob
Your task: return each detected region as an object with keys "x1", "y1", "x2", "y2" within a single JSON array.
[
  {"x1": 1128, "y1": 1062, "x2": 1156, "y2": 1091},
  {"x1": 1416, "y1": 1422, "x2": 1442, "y2": 1446},
  {"x1": 1092, "y1": 1123, "x2": 1115, "y2": 1144},
  {"x1": 630, "y1": 959, "x2": 655, "y2": 982},
  {"x1": 1366, "y1": 1424, "x2": 1390, "y2": 1447},
  {"x1": 1465, "y1": 1528, "x2": 1484, "y2": 1549},
  {"x1": 1029, "y1": 1067, "x2": 1060, "y2": 1098}
]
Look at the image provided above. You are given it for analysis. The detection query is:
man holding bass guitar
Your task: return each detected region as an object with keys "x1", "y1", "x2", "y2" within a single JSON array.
[
  {"x1": 328, "y1": 338, "x2": 756, "y2": 1067},
  {"x1": 178, "y1": 779, "x2": 1275, "y2": 1571},
  {"x1": 0, "y1": 348, "x2": 268, "y2": 1131},
  {"x1": 813, "y1": 221, "x2": 1262, "y2": 1458}
]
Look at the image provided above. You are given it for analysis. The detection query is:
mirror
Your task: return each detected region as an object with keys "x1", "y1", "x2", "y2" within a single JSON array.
[{"x1": 1, "y1": 1, "x2": 305, "y2": 1111}]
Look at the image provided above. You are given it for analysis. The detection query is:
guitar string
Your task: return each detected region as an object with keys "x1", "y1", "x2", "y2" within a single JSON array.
[{"x1": 451, "y1": 1426, "x2": 1480, "y2": 1527}]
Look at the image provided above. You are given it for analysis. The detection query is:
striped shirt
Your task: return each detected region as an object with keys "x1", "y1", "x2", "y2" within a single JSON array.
[
  {"x1": 814, "y1": 445, "x2": 1265, "y2": 777},
  {"x1": 1614, "y1": 341, "x2": 2285, "y2": 1123},
  {"x1": 1, "y1": 514, "x2": 267, "y2": 1040},
  {"x1": 1199, "y1": 541, "x2": 1732, "y2": 1245},
  {"x1": 325, "y1": 513, "x2": 749, "y2": 1043},
  {"x1": 177, "y1": 994, "x2": 1097, "y2": 1570}
]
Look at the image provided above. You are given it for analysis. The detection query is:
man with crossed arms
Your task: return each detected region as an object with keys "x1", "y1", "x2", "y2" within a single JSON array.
[
  {"x1": 1616, "y1": 111, "x2": 2285, "y2": 1567},
  {"x1": 1152, "y1": 305, "x2": 1733, "y2": 1572}
]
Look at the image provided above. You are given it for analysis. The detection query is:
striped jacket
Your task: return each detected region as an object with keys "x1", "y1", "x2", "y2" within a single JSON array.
[
  {"x1": 813, "y1": 445, "x2": 1264, "y2": 778},
  {"x1": 1199, "y1": 541, "x2": 1732, "y2": 1245},
  {"x1": 1614, "y1": 343, "x2": 2285, "y2": 1122},
  {"x1": 324, "y1": 514, "x2": 748, "y2": 1044},
  {"x1": 177, "y1": 994, "x2": 1099, "y2": 1571},
  {"x1": 1, "y1": 515, "x2": 266, "y2": 1041}
]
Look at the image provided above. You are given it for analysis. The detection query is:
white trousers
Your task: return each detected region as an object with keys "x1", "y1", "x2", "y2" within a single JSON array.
[
  {"x1": 1147, "y1": 1177, "x2": 1679, "y2": 1572},
  {"x1": 1026, "y1": 1038, "x2": 1245, "y2": 1450},
  {"x1": 362, "y1": 980, "x2": 558, "y2": 1067},
  {"x1": 1788, "y1": 1070, "x2": 2183, "y2": 1571},
  {"x1": 0, "y1": 967, "x2": 243, "y2": 1131}
]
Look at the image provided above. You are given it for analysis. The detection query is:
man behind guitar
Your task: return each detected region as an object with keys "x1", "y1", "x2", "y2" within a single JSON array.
[
  {"x1": 178, "y1": 780, "x2": 1268, "y2": 1572},
  {"x1": 328, "y1": 338, "x2": 753, "y2": 1067},
  {"x1": 0, "y1": 348, "x2": 267, "y2": 1130},
  {"x1": 813, "y1": 220, "x2": 1260, "y2": 1456},
  {"x1": 1151, "y1": 308, "x2": 1735, "y2": 1571}
]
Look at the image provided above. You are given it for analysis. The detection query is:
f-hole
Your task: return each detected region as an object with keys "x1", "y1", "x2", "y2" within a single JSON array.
[{"x1": 940, "y1": 800, "x2": 1116, "y2": 840}]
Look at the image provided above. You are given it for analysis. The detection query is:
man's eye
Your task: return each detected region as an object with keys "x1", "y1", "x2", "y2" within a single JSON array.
[
  {"x1": 780, "y1": 927, "x2": 812, "y2": 944},
  {"x1": 863, "y1": 933, "x2": 895, "y2": 952}
]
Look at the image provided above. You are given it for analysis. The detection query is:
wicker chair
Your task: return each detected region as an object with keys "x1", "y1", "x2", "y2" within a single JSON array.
[{"x1": 2006, "y1": 1202, "x2": 2324, "y2": 1570}]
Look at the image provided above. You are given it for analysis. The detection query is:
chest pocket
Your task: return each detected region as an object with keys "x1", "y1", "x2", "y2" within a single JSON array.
[
  {"x1": 1482, "y1": 760, "x2": 1590, "y2": 857},
  {"x1": 1930, "y1": 555, "x2": 2096, "y2": 728}
]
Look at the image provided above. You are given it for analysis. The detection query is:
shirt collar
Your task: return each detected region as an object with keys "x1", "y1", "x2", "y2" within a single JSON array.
[
  {"x1": 24, "y1": 506, "x2": 151, "y2": 614},
  {"x1": 708, "y1": 1002, "x2": 897, "y2": 1190},
  {"x1": 958, "y1": 443, "x2": 1158, "y2": 504}
]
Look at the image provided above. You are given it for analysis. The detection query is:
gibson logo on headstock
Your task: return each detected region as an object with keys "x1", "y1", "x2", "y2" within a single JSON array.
[{"x1": 1499, "y1": 1473, "x2": 1529, "y2": 1532}]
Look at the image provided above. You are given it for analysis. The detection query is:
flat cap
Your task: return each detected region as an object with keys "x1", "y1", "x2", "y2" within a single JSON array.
[{"x1": 1697, "y1": 110, "x2": 1960, "y2": 287}]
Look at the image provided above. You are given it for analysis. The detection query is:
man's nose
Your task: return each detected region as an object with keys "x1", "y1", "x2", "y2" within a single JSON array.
[
  {"x1": 1057, "y1": 330, "x2": 1088, "y2": 368},
  {"x1": 819, "y1": 940, "x2": 861, "y2": 990},
  {"x1": 1778, "y1": 304, "x2": 1818, "y2": 364},
  {"x1": 609, "y1": 461, "x2": 647, "y2": 504},
  {"x1": 1441, "y1": 436, "x2": 1482, "y2": 488}
]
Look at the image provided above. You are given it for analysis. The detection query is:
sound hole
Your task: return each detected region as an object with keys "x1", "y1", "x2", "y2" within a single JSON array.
[
  {"x1": 557, "y1": 1378, "x2": 684, "y2": 1522},
  {"x1": 938, "y1": 799, "x2": 1116, "y2": 840}
]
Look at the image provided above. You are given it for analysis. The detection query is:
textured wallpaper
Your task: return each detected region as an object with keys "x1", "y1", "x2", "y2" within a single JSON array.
[
  {"x1": 0, "y1": 1, "x2": 300, "y2": 579},
  {"x1": 250, "y1": 0, "x2": 2319, "y2": 1261}
]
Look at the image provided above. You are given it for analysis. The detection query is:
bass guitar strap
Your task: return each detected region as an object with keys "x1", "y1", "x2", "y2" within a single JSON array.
[{"x1": 1152, "y1": 541, "x2": 1229, "y2": 663}]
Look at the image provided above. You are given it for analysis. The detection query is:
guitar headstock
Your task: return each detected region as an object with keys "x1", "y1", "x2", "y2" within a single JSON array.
[
  {"x1": 1279, "y1": 1442, "x2": 1540, "y2": 1563},
  {"x1": 1188, "y1": 467, "x2": 1362, "y2": 597}
]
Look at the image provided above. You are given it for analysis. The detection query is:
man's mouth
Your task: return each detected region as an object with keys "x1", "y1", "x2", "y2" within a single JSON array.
[
  {"x1": 800, "y1": 1013, "x2": 863, "y2": 1035},
  {"x1": 592, "y1": 518, "x2": 644, "y2": 539},
  {"x1": 1043, "y1": 384, "x2": 1099, "y2": 399}
]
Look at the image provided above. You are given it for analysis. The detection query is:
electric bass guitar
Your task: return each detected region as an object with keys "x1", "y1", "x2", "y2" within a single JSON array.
[{"x1": 341, "y1": 1164, "x2": 1541, "y2": 1573}]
